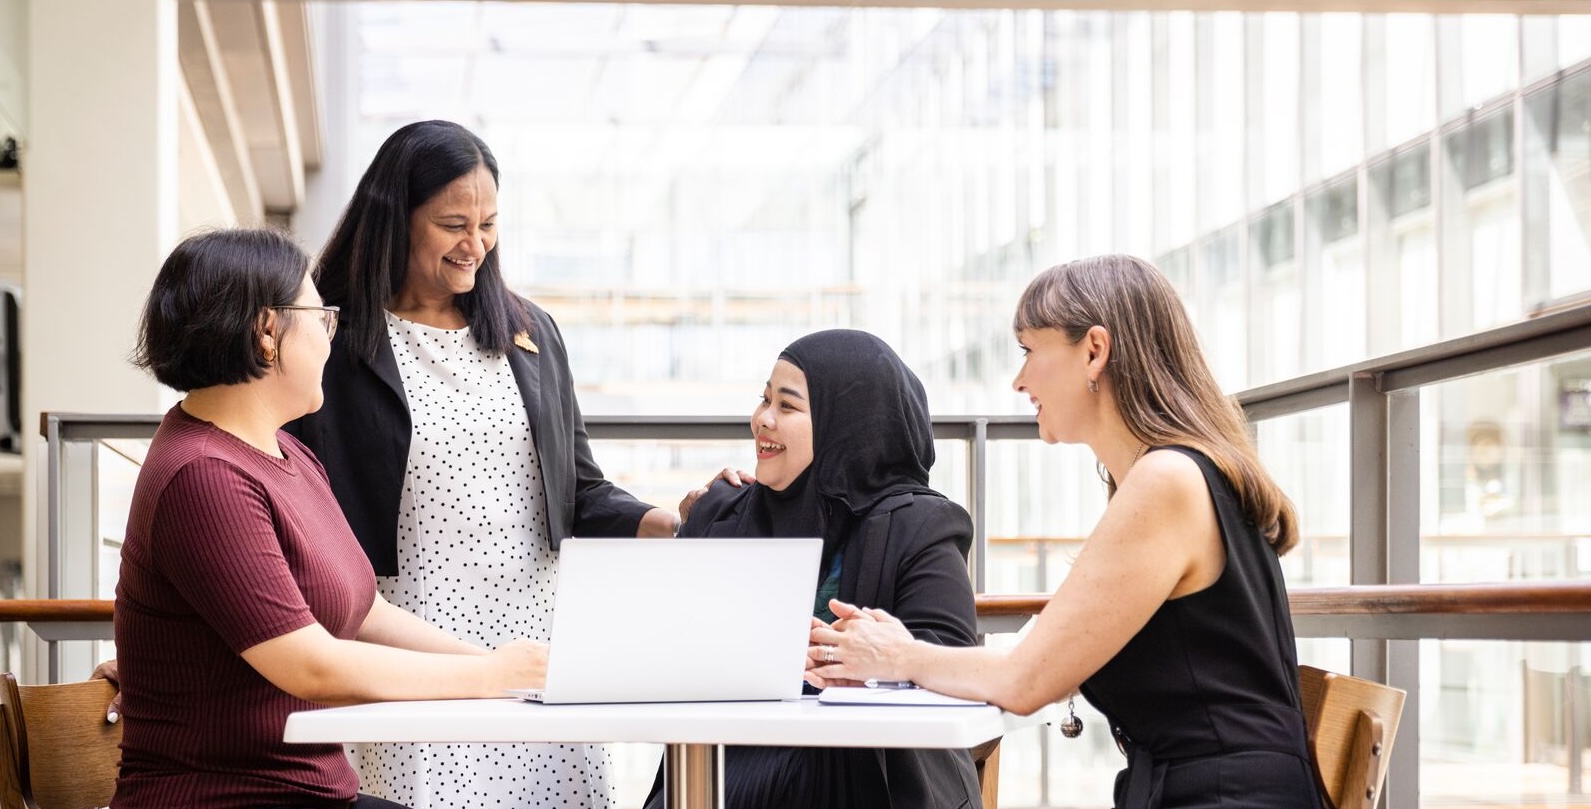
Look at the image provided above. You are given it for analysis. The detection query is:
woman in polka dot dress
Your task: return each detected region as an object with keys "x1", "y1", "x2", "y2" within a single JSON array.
[{"x1": 288, "y1": 120, "x2": 680, "y2": 809}]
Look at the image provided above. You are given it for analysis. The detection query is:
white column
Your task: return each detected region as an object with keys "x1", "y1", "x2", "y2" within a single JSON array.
[{"x1": 22, "y1": 0, "x2": 177, "y2": 678}]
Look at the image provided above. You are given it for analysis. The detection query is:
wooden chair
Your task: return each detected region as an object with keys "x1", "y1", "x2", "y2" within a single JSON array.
[
  {"x1": 0, "y1": 672, "x2": 121, "y2": 809},
  {"x1": 1298, "y1": 665, "x2": 1406, "y2": 809},
  {"x1": 970, "y1": 737, "x2": 1000, "y2": 809}
]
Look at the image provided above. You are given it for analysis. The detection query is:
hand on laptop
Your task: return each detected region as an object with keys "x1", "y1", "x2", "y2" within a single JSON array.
[
  {"x1": 678, "y1": 467, "x2": 758, "y2": 524},
  {"x1": 487, "y1": 639, "x2": 550, "y2": 693}
]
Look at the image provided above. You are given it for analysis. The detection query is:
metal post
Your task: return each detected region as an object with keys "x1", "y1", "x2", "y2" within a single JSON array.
[
  {"x1": 1570, "y1": 666, "x2": 1583, "y2": 796},
  {"x1": 1385, "y1": 390, "x2": 1422, "y2": 809},
  {"x1": 1348, "y1": 371, "x2": 1389, "y2": 681},
  {"x1": 663, "y1": 742, "x2": 723, "y2": 809},
  {"x1": 969, "y1": 418, "x2": 989, "y2": 596}
]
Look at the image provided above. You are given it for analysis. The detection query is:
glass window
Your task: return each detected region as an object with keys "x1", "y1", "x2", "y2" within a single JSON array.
[
  {"x1": 1459, "y1": 15, "x2": 1519, "y2": 111},
  {"x1": 1426, "y1": 352, "x2": 1591, "y2": 580},
  {"x1": 1257, "y1": 405, "x2": 1352, "y2": 588},
  {"x1": 1419, "y1": 640, "x2": 1591, "y2": 808},
  {"x1": 1368, "y1": 144, "x2": 1438, "y2": 355},
  {"x1": 1260, "y1": 13, "x2": 1301, "y2": 203},
  {"x1": 1164, "y1": 11, "x2": 1198, "y2": 248},
  {"x1": 1307, "y1": 177, "x2": 1365, "y2": 368},
  {"x1": 1203, "y1": 12, "x2": 1246, "y2": 230},
  {"x1": 1524, "y1": 70, "x2": 1591, "y2": 306},
  {"x1": 1158, "y1": 246, "x2": 1194, "y2": 299},
  {"x1": 1383, "y1": 14, "x2": 1437, "y2": 147},
  {"x1": 1562, "y1": 15, "x2": 1591, "y2": 68},
  {"x1": 1446, "y1": 109, "x2": 1515, "y2": 193},
  {"x1": 1197, "y1": 224, "x2": 1248, "y2": 390},
  {"x1": 1443, "y1": 109, "x2": 1521, "y2": 334},
  {"x1": 1317, "y1": 14, "x2": 1364, "y2": 178},
  {"x1": 1251, "y1": 202, "x2": 1300, "y2": 384}
]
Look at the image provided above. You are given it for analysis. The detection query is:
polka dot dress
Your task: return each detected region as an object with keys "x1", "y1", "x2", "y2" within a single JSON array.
[{"x1": 352, "y1": 312, "x2": 614, "y2": 809}]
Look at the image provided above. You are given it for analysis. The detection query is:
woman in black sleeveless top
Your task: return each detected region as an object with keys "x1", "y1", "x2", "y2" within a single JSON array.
[{"x1": 810, "y1": 254, "x2": 1318, "y2": 809}]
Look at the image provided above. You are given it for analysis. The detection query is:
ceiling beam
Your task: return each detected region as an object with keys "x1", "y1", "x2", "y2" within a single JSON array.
[
  {"x1": 274, "y1": 1, "x2": 322, "y2": 171},
  {"x1": 202, "y1": 0, "x2": 305, "y2": 213},
  {"x1": 178, "y1": 0, "x2": 264, "y2": 224}
]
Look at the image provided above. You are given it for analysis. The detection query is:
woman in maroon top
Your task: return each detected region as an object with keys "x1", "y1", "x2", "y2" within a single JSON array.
[{"x1": 111, "y1": 229, "x2": 549, "y2": 809}]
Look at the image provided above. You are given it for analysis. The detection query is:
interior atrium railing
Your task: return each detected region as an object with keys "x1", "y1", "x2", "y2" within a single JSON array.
[{"x1": 26, "y1": 298, "x2": 1591, "y2": 809}]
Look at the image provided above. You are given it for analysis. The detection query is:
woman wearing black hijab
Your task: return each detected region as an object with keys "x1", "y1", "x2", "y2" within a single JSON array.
[{"x1": 643, "y1": 328, "x2": 982, "y2": 809}]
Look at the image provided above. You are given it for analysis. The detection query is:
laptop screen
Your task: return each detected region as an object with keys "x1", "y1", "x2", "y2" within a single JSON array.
[{"x1": 525, "y1": 537, "x2": 821, "y2": 704}]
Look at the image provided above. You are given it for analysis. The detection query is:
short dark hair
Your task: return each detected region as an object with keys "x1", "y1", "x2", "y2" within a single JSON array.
[
  {"x1": 315, "y1": 119, "x2": 529, "y2": 359},
  {"x1": 133, "y1": 228, "x2": 310, "y2": 392}
]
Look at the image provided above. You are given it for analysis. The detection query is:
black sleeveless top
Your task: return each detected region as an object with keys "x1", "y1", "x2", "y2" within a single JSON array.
[{"x1": 1079, "y1": 446, "x2": 1317, "y2": 809}]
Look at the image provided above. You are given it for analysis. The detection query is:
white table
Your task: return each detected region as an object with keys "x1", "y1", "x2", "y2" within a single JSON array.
[{"x1": 284, "y1": 696, "x2": 1051, "y2": 809}]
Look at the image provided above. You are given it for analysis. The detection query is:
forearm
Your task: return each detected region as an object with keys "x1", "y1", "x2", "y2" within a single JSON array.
[
  {"x1": 357, "y1": 596, "x2": 484, "y2": 655},
  {"x1": 899, "y1": 642, "x2": 1038, "y2": 713},
  {"x1": 304, "y1": 640, "x2": 501, "y2": 705},
  {"x1": 636, "y1": 507, "x2": 680, "y2": 538},
  {"x1": 906, "y1": 633, "x2": 1088, "y2": 716},
  {"x1": 241, "y1": 624, "x2": 539, "y2": 706}
]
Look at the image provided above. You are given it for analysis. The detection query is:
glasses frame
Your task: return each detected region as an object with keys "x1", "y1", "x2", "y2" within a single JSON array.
[{"x1": 273, "y1": 304, "x2": 340, "y2": 340}]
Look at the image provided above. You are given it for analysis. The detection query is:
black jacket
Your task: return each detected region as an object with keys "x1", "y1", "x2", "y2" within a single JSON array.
[
  {"x1": 669, "y1": 481, "x2": 984, "y2": 809},
  {"x1": 284, "y1": 299, "x2": 652, "y2": 575}
]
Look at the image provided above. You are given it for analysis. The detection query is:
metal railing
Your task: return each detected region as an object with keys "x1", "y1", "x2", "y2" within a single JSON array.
[{"x1": 30, "y1": 299, "x2": 1591, "y2": 809}]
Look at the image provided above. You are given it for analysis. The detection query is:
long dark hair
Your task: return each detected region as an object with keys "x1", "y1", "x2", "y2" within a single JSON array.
[
  {"x1": 1014, "y1": 254, "x2": 1299, "y2": 555},
  {"x1": 315, "y1": 120, "x2": 528, "y2": 359}
]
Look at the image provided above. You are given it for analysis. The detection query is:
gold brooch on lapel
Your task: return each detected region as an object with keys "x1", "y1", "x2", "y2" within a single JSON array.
[{"x1": 513, "y1": 331, "x2": 540, "y2": 354}]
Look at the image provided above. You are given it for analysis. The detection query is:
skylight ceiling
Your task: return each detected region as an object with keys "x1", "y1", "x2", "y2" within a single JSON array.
[{"x1": 356, "y1": 2, "x2": 881, "y2": 235}]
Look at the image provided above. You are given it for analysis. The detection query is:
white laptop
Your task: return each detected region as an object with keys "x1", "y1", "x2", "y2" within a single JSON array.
[{"x1": 507, "y1": 537, "x2": 822, "y2": 704}]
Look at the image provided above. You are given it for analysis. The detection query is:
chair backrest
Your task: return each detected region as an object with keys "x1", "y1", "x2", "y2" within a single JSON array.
[
  {"x1": 1298, "y1": 665, "x2": 1406, "y2": 809},
  {"x1": 0, "y1": 672, "x2": 121, "y2": 809}
]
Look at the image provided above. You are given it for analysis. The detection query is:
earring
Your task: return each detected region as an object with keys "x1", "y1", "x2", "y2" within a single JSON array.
[
  {"x1": 1087, "y1": 379, "x2": 1099, "y2": 393},
  {"x1": 262, "y1": 345, "x2": 277, "y2": 363},
  {"x1": 1060, "y1": 695, "x2": 1084, "y2": 737}
]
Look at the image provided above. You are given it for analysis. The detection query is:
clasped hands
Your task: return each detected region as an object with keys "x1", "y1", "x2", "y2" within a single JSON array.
[{"x1": 803, "y1": 598, "x2": 915, "y2": 689}]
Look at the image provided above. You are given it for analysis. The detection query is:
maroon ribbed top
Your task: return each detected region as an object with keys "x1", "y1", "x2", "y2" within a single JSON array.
[{"x1": 112, "y1": 406, "x2": 375, "y2": 809}]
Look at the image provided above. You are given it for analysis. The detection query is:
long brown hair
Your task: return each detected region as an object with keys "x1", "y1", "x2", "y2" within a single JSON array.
[{"x1": 1013, "y1": 254, "x2": 1299, "y2": 555}]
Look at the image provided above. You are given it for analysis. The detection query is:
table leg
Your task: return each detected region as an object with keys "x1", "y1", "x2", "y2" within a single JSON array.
[{"x1": 663, "y1": 742, "x2": 723, "y2": 809}]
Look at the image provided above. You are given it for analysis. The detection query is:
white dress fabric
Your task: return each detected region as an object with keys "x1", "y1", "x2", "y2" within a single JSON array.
[{"x1": 352, "y1": 312, "x2": 613, "y2": 809}]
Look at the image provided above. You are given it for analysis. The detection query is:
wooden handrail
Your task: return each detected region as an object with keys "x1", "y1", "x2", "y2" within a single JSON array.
[
  {"x1": 977, "y1": 581, "x2": 1591, "y2": 619},
  {"x1": 3, "y1": 581, "x2": 1589, "y2": 624},
  {"x1": 1286, "y1": 582, "x2": 1591, "y2": 615},
  {"x1": 0, "y1": 599, "x2": 114, "y2": 622}
]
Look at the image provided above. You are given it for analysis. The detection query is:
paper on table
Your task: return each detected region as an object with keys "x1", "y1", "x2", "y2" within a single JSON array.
[{"x1": 817, "y1": 686, "x2": 987, "y2": 707}]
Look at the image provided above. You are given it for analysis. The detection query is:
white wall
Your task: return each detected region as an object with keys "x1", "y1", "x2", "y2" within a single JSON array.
[{"x1": 22, "y1": 1, "x2": 177, "y2": 680}]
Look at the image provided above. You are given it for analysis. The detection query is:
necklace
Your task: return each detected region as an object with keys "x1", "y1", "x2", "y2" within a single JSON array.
[
  {"x1": 1097, "y1": 441, "x2": 1150, "y2": 487},
  {"x1": 1128, "y1": 441, "x2": 1147, "y2": 472}
]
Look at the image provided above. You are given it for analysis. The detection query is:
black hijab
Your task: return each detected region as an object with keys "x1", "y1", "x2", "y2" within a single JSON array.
[{"x1": 721, "y1": 329, "x2": 939, "y2": 570}]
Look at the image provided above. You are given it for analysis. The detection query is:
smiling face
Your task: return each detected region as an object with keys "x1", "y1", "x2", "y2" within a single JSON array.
[
  {"x1": 402, "y1": 164, "x2": 498, "y2": 303},
  {"x1": 750, "y1": 359, "x2": 815, "y2": 491},
  {"x1": 1011, "y1": 327, "x2": 1093, "y2": 445}
]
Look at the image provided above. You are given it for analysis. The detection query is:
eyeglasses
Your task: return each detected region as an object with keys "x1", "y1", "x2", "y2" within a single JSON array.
[{"x1": 274, "y1": 305, "x2": 340, "y2": 340}]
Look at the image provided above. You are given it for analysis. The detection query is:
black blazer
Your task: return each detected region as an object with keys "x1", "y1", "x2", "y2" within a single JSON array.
[
  {"x1": 285, "y1": 298, "x2": 653, "y2": 575},
  {"x1": 682, "y1": 482, "x2": 984, "y2": 809}
]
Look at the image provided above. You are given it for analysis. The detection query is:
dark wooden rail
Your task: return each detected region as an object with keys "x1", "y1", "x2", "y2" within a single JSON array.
[
  {"x1": 4, "y1": 581, "x2": 1589, "y2": 624},
  {"x1": 0, "y1": 599, "x2": 113, "y2": 622},
  {"x1": 977, "y1": 581, "x2": 1591, "y2": 618}
]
